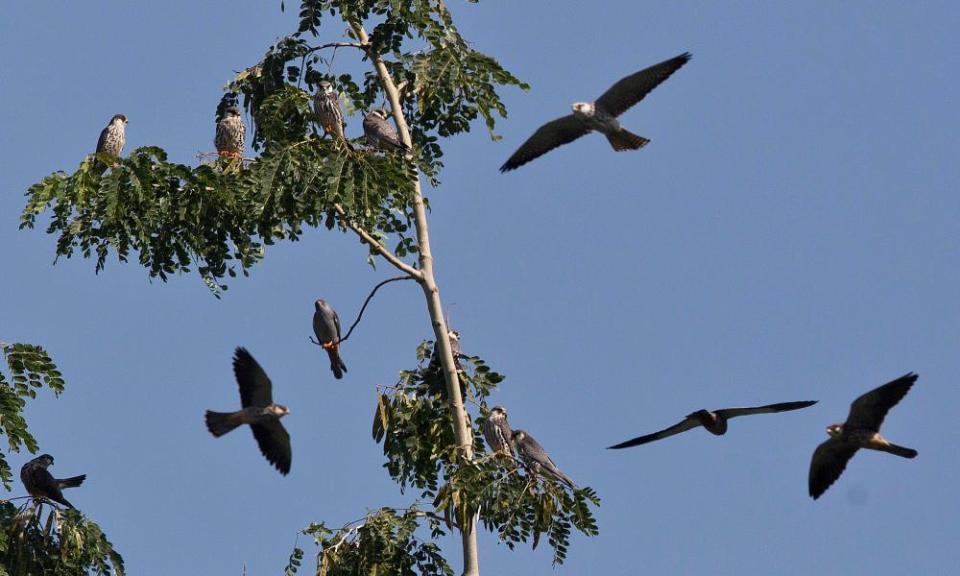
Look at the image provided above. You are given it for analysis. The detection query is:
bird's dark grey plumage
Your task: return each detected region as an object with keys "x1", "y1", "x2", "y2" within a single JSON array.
[
  {"x1": 512, "y1": 429, "x2": 574, "y2": 488},
  {"x1": 363, "y1": 109, "x2": 410, "y2": 152},
  {"x1": 809, "y1": 373, "x2": 918, "y2": 500},
  {"x1": 608, "y1": 400, "x2": 817, "y2": 449},
  {"x1": 205, "y1": 347, "x2": 292, "y2": 475},
  {"x1": 215, "y1": 105, "x2": 245, "y2": 158},
  {"x1": 313, "y1": 299, "x2": 347, "y2": 380},
  {"x1": 313, "y1": 81, "x2": 351, "y2": 149},
  {"x1": 500, "y1": 52, "x2": 691, "y2": 172},
  {"x1": 484, "y1": 406, "x2": 514, "y2": 457},
  {"x1": 20, "y1": 454, "x2": 86, "y2": 509}
]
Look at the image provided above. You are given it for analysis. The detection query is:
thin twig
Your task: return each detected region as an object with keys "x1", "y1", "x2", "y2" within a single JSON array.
[
  {"x1": 310, "y1": 275, "x2": 412, "y2": 347},
  {"x1": 334, "y1": 204, "x2": 421, "y2": 278}
]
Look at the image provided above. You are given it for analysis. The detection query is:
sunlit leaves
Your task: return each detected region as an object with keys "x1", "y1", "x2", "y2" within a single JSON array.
[{"x1": 0, "y1": 503, "x2": 124, "y2": 576}]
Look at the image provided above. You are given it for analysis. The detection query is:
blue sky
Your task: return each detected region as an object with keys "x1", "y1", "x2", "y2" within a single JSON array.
[{"x1": 2, "y1": 2, "x2": 959, "y2": 574}]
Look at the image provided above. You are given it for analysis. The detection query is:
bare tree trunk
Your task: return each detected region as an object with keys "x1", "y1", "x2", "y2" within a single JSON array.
[{"x1": 351, "y1": 22, "x2": 480, "y2": 576}]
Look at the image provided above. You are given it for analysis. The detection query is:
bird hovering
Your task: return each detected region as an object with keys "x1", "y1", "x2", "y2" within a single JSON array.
[
  {"x1": 20, "y1": 454, "x2": 86, "y2": 509},
  {"x1": 608, "y1": 400, "x2": 817, "y2": 449},
  {"x1": 809, "y1": 373, "x2": 918, "y2": 500},
  {"x1": 500, "y1": 52, "x2": 691, "y2": 172},
  {"x1": 484, "y1": 405, "x2": 514, "y2": 457},
  {"x1": 215, "y1": 105, "x2": 246, "y2": 158},
  {"x1": 313, "y1": 299, "x2": 347, "y2": 380},
  {"x1": 314, "y1": 81, "x2": 351, "y2": 149},
  {"x1": 205, "y1": 347, "x2": 292, "y2": 475},
  {"x1": 363, "y1": 109, "x2": 410, "y2": 152},
  {"x1": 512, "y1": 429, "x2": 575, "y2": 488}
]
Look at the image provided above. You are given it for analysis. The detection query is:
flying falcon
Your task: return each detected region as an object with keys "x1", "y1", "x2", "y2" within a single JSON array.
[
  {"x1": 313, "y1": 81, "x2": 351, "y2": 149},
  {"x1": 499, "y1": 52, "x2": 691, "y2": 172},
  {"x1": 363, "y1": 109, "x2": 410, "y2": 153},
  {"x1": 20, "y1": 454, "x2": 86, "y2": 509},
  {"x1": 484, "y1": 406, "x2": 514, "y2": 457},
  {"x1": 215, "y1": 105, "x2": 246, "y2": 158},
  {"x1": 608, "y1": 400, "x2": 817, "y2": 449},
  {"x1": 809, "y1": 373, "x2": 918, "y2": 500},
  {"x1": 205, "y1": 347, "x2": 292, "y2": 475},
  {"x1": 313, "y1": 299, "x2": 347, "y2": 380},
  {"x1": 512, "y1": 429, "x2": 575, "y2": 488},
  {"x1": 94, "y1": 113, "x2": 128, "y2": 171}
]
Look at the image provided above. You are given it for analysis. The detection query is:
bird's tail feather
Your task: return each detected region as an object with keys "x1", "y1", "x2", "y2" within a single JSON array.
[
  {"x1": 606, "y1": 129, "x2": 650, "y2": 151},
  {"x1": 881, "y1": 442, "x2": 918, "y2": 458},
  {"x1": 205, "y1": 410, "x2": 244, "y2": 437},
  {"x1": 327, "y1": 349, "x2": 347, "y2": 380},
  {"x1": 58, "y1": 475, "x2": 86, "y2": 489}
]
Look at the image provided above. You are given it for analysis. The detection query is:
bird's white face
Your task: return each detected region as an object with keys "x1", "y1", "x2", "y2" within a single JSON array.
[
  {"x1": 826, "y1": 424, "x2": 843, "y2": 437},
  {"x1": 319, "y1": 81, "x2": 333, "y2": 94},
  {"x1": 572, "y1": 102, "x2": 594, "y2": 117}
]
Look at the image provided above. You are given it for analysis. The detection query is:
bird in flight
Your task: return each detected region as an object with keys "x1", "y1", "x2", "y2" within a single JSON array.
[
  {"x1": 484, "y1": 405, "x2": 514, "y2": 457},
  {"x1": 608, "y1": 400, "x2": 817, "y2": 449},
  {"x1": 500, "y1": 52, "x2": 691, "y2": 172},
  {"x1": 512, "y1": 429, "x2": 575, "y2": 488},
  {"x1": 215, "y1": 105, "x2": 246, "y2": 158},
  {"x1": 205, "y1": 347, "x2": 292, "y2": 475},
  {"x1": 20, "y1": 454, "x2": 86, "y2": 509},
  {"x1": 313, "y1": 299, "x2": 347, "y2": 380},
  {"x1": 809, "y1": 373, "x2": 918, "y2": 500}
]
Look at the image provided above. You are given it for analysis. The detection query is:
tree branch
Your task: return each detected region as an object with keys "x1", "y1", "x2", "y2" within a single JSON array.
[
  {"x1": 335, "y1": 204, "x2": 422, "y2": 279},
  {"x1": 310, "y1": 276, "x2": 413, "y2": 347}
]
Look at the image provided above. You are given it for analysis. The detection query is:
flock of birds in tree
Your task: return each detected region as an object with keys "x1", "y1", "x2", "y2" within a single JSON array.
[{"x1": 20, "y1": 52, "x2": 919, "y2": 515}]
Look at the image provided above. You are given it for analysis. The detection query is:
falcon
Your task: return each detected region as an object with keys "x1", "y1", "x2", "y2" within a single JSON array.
[
  {"x1": 608, "y1": 400, "x2": 817, "y2": 449},
  {"x1": 809, "y1": 373, "x2": 918, "y2": 500},
  {"x1": 511, "y1": 429, "x2": 574, "y2": 488},
  {"x1": 484, "y1": 406, "x2": 514, "y2": 457},
  {"x1": 313, "y1": 299, "x2": 347, "y2": 380},
  {"x1": 313, "y1": 81, "x2": 351, "y2": 149},
  {"x1": 425, "y1": 329, "x2": 464, "y2": 397},
  {"x1": 363, "y1": 109, "x2": 410, "y2": 153},
  {"x1": 215, "y1": 105, "x2": 246, "y2": 158},
  {"x1": 499, "y1": 52, "x2": 691, "y2": 172},
  {"x1": 205, "y1": 347, "x2": 292, "y2": 475},
  {"x1": 94, "y1": 113, "x2": 128, "y2": 171},
  {"x1": 20, "y1": 454, "x2": 86, "y2": 509}
]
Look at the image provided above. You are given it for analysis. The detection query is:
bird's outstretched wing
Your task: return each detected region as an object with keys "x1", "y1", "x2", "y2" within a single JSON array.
[
  {"x1": 250, "y1": 420, "x2": 292, "y2": 475},
  {"x1": 715, "y1": 400, "x2": 818, "y2": 420},
  {"x1": 845, "y1": 373, "x2": 916, "y2": 431},
  {"x1": 607, "y1": 416, "x2": 701, "y2": 449},
  {"x1": 594, "y1": 52, "x2": 691, "y2": 118},
  {"x1": 808, "y1": 436, "x2": 859, "y2": 499},
  {"x1": 233, "y1": 347, "x2": 274, "y2": 408},
  {"x1": 499, "y1": 114, "x2": 590, "y2": 172}
]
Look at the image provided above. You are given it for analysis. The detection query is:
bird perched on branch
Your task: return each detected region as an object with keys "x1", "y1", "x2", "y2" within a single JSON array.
[
  {"x1": 500, "y1": 52, "x2": 691, "y2": 172},
  {"x1": 809, "y1": 373, "x2": 918, "y2": 500},
  {"x1": 512, "y1": 429, "x2": 574, "y2": 488},
  {"x1": 608, "y1": 400, "x2": 817, "y2": 449},
  {"x1": 484, "y1": 406, "x2": 514, "y2": 457},
  {"x1": 313, "y1": 81, "x2": 351, "y2": 149},
  {"x1": 313, "y1": 299, "x2": 347, "y2": 380},
  {"x1": 215, "y1": 105, "x2": 246, "y2": 158},
  {"x1": 205, "y1": 347, "x2": 292, "y2": 475},
  {"x1": 20, "y1": 454, "x2": 86, "y2": 509},
  {"x1": 93, "y1": 113, "x2": 127, "y2": 172},
  {"x1": 363, "y1": 109, "x2": 410, "y2": 153}
]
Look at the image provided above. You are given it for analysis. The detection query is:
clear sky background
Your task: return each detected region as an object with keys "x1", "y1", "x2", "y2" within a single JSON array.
[{"x1": 2, "y1": 2, "x2": 959, "y2": 574}]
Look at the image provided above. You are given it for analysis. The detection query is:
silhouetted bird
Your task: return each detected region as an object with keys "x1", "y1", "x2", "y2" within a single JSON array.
[{"x1": 20, "y1": 454, "x2": 86, "y2": 509}]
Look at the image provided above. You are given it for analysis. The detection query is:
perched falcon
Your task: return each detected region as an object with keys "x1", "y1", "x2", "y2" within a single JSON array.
[
  {"x1": 363, "y1": 109, "x2": 410, "y2": 153},
  {"x1": 215, "y1": 105, "x2": 246, "y2": 158},
  {"x1": 313, "y1": 299, "x2": 347, "y2": 380},
  {"x1": 425, "y1": 329, "x2": 465, "y2": 397},
  {"x1": 205, "y1": 347, "x2": 292, "y2": 475},
  {"x1": 608, "y1": 400, "x2": 817, "y2": 449},
  {"x1": 93, "y1": 113, "x2": 128, "y2": 171},
  {"x1": 809, "y1": 373, "x2": 918, "y2": 500},
  {"x1": 313, "y1": 81, "x2": 351, "y2": 149},
  {"x1": 500, "y1": 52, "x2": 691, "y2": 172},
  {"x1": 20, "y1": 454, "x2": 86, "y2": 509},
  {"x1": 512, "y1": 429, "x2": 574, "y2": 488},
  {"x1": 484, "y1": 406, "x2": 514, "y2": 457}
]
